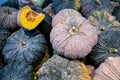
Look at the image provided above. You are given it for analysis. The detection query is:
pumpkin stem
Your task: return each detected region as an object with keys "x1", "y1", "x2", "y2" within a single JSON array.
[
  {"x1": 21, "y1": 41, "x2": 26, "y2": 48},
  {"x1": 26, "y1": 11, "x2": 38, "y2": 22},
  {"x1": 109, "y1": 48, "x2": 118, "y2": 54},
  {"x1": 69, "y1": 27, "x2": 78, "y2": 35},
  {"x1": 95, "y1": 0, "x2": 102, "y2": 8},
  {"x1": 100, "y1": 27, "x2": 105, "y2": 31}
]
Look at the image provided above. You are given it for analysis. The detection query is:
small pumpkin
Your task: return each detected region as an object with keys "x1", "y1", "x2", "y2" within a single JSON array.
[
  {"x1": 0, "y1": 61, "x2": 34, "y2": 80},
  {"x1": 87, "y1": 30, "x2": 120, "y2": 66},
  {"x1": 38, "y1": 55, "x2": 91, "y2": 80},
  {"x1": 2, "y1": 28, "x2": 47, "y2": 65},
  {"x1": 93, "y1": 57, "x2": 120, "y2": 80},
  {"x1": 89, "y1": 11, "x2": 120, "y2": 34},
  {"x1": 52, "y1": 9, "x2": 82, "y2": 27},
  {"x1": 0, "y1": 26, "x2": 11, "y2": 53},
  {"x1": 80, "y1": 0, "x2": 112, "y2": 18},
  {"x1": 52, "y1": 0, "x2": 81, "y2": 14},
  {"x1": 0, "y1": 6, "x2": 19, "y2": 32},
  {"x1": 50, "y1": 15, "x2": 98, "y2": 59},
  {"x1": 17, "y1": 6, "x2": 45, "y2": 31},
  {"x1": 112, "y1": 6, "x2": 120, "y2": 22}
]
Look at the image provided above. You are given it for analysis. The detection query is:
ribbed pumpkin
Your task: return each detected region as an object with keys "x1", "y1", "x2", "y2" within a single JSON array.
[
  {"x1": 52, "y1": 0, "x2": 81, "y2": 14},
  {"x1": 112, "y1": 6, "x2": 120, "y2": 22},
  {"x1": 87, "y1": 30, "x2": 120, "y2": 66},
  {"x1": 93, "y1": 57, "x2": 120, "y2": 80},
  {"x1": 0, "y1": 61, "x2": 34, "y2": 80},
  {"x1": 89, "y1": 11, "x2": 120, "y2": 34},
  {"x1": 38, "y1": 55, "x2": 91, "y2": 80},
  {"x1": 0, "y1": 6, "x2": 19, "y2": 32},
  {"x1": 2, "y1": 28, "x2": 46, "y2": 65},
  {"x1": 80, "y1": 0, "x2": 112, "y2": 18},
  {"x1": 0, "y1": 26, "x2": 11, "y2": 53},
  {"x1": 50, "y1": 14, "x2": 98, "y2": 59},
  {"x1": 52, "y1": 9, "x2": 82, "y2": 27}
]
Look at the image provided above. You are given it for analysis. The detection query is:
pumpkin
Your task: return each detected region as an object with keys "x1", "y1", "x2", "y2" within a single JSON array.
[
  {"x1": 2, "y1": 28, "x2": 47, "y2": 65},
  {"x1": 50, "y1": 14, "x2": 98, "y2": 59},
  {"x1": 80, "y1": 0, "x2": 112, "y2": 18},
  {"x1": 17, "y1": 6, "x2": 45, "y2": 31},
  {"x1": 93, "y1": 57, "x2": 120, "y2": 80},
  {"x1": 52, "y1": 9, "x2": 82, "y2": 27},
  {"x1": 0, "y1": 61, "x2": 34, "y2": 80},
  {"x1": 0, "y1": 26, "x2": 11, "y2": 53},
  {"x1": 112, "y1": 6, "x2": 120, "y2": 22},
  {"x1": 38, "y1": 55, "x2": 91, "y2": 80},
  {"x1": 1, "y1": 0, "x2": 19, "y2": 9},
  {"x1": 0, "y1": 6, "x2": 19, "y2": 32},
  {"x1": 111, "y1": 0, "x2": 120, "y2": 2},
  {"x1": 87, "y1": 30, "x2": 120, "y2": 66},
  {"x1": 52, "y1": 0, "x2": 81, "y2": 14},
  {"x1": 88, "y1": 11, "x2": 120, "y2": 34}
]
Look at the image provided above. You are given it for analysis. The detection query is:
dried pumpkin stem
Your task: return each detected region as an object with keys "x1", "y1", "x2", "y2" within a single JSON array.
[
  {"x1": 69, "y1": 27, "x2": 78, "y2": 35},
  {"x1": 109, "y1": 48, "x2": 118, "y2": 54},
  {"x1": 21, "y1": 41, "x2": 26, "y2": 48},
  {"x1": 100, "y1": 27, "x2": 105, "y2": 31},
  {"x1": 95, "y1": 0, "x2": 102, "y2": 8},
  {"x1": 26, "y1": 11, "x2": 38, "y2": 22}
]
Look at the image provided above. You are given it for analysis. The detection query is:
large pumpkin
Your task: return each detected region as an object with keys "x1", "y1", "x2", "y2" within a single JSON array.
[
  {"x1": 38, "y1": 55, "x2": 91, "y2": 80},
  {"x1": 93, "y1": 57, "x2": 120, "y2": 80},
  {"x1": 89, "y1": 11, "x2": 120, "y2": 34},
  {"x1": 52, "y1": 0, "x2": 81, "y2": 14},
  {"x1": 52, "y1": 9, "x2": 82, "y2": 27},
  {"x1": 87, "y1": 30, "x2": 120, "y2": 66},
  {"x1": 80, "y1": 0, "x2": 112, "y2": 18},
  {"x1": 112, "y1": 6, "x2": 120, "y2": 22},
  {"x1": 0, "y1": 61, "x2": 34, "y2": 80},
  {"x1": 0, "y1": 6, "x2": 19, "y2": 32},
  {"x1": 50, "y1": 14, "x2": 98, "y2": 59},
  {"x1": 2, "y1": 28, "x2": 47, "y2": 65}
]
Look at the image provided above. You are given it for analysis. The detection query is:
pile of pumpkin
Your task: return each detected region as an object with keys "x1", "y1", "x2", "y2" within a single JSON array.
[{"x1": 0, "y1": 0, "x2": 120, "y2": 80}]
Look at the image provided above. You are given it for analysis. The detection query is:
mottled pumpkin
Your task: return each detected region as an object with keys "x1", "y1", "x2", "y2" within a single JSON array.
[
  {"x1": 0, "y1": 61, "x2": 34, "y2": 80},
  {"x1": 2, "y1": 28, "x2": 46, "y2": 65},
  {"x1": 0, "y1": 6, "x2": 19, "y2": 32},
  {"x1": 87, "y1": 30, "x2": 120, "y2": 66},
  {"x1": 93, "y1": 57, "x2": 120, "y2": 80},
  {"x1": 50, "y1": 15, "x2": 98, "y2": 59},
  {"x1": 52, "y1": 9, "x2": 82, "y2": 27},
  {"x1": 89, "y1": 11, "x2": 120, "y2": 34},
  {"x1": 52, "y1": 0, "x2": 81, "y2": 14},
  {"x1": 112, "y1": 6, "x2": 120, "y2": 22},
  {"x1": 38, "y1": 55, "x2": 91, "y2": 80},
  {"x1": 0, "y1": 26, "x2": 11, "y2": 53},
  {"x1": 80, "y1": 0, "x2": 112, "y2": 18}
]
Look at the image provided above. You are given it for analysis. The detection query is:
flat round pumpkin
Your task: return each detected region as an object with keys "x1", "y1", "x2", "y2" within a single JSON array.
[
  {"x1": 0, "y1": 61, "x2": 34, "y2": 80},
  {"x1": 93, "y1": 57, "x2": 120, "y2": 80},
  {"x1": 89, "y1": 11, "x2": 120, "y2": 34},
  {"x1": 52, "y1": 0, "x2": 81, "y2": 14},
  {"x1": 38, "y1": 55, "x2": 91, "y2": 80},
  {"x1": 50, "y1": 15, "x2": 98, "y2": 59},
  {"x1": 87, "y1": 30, "x2": 120, "y2": 66},
  {"x1": 2, "y1": 28, "x2": 47, "y2": 65},
  {"x1": 52, "y1": 9, "x2": 82, "y2": 27}
]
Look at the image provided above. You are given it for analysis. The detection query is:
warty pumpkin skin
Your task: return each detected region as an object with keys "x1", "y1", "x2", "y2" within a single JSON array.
[
  {"x1": 87, "y1": 30, "x2": 120, "y2": 66},
  {"x1": 2, "y1": 28, "x2": 47, "y2": 65},
  {"x1": 52, "y1": 0, "x2": 81, "y2": 14},
  {"x1": 112, "y1": 6, "x2": 120, "y2": 22},
  {"x1": 0, "y1": 61, "x2": 34, "y2": 80},
  {"x1": 17, "y1": 6, "x2": 45, "y2": 31},
  {"x1": 89, "y1": 11, "x2": 120, "y2": 34},
  {"x1": 0, "y1": 6, "x2": 19, "y2": 32},
  {"x1": 80, "y1": 0, "x2": 112, "y2": 18},
  {"x1": 50, "y1": 15, "x2": 98, "y2": 59},
  {"x1": 38, "y1": 55, "x2": 91, "y2": 80},
  {"x1": 52, "y1": 9, "x2": 82, "y2": 27},
  {"x1": 93, "y1": 57, "x2": 120, "y2": 80}
]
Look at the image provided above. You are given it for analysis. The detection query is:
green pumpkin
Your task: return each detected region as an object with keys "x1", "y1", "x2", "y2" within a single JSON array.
[
  {"x1": 52, "y1": 0, "x2": 80, "y2": 14},
  {"x1": 112, "y1": 6, "x2": 120, "y2": 22},
  {"x1": 0, "y1": 61, "x2": 34, "y2": 80},
  {"x1": 80, "y1": 0, "x2": 112, "y2": 18},
  {"x1": 2, "y1": 28, "x2": 47, "y2": 65},
  {"x1": 87, "y1": 30, "x2": 120, "y2": 66},
  {"x1": 89, "y1": 11, "x2": 120, "y2": 34}
]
